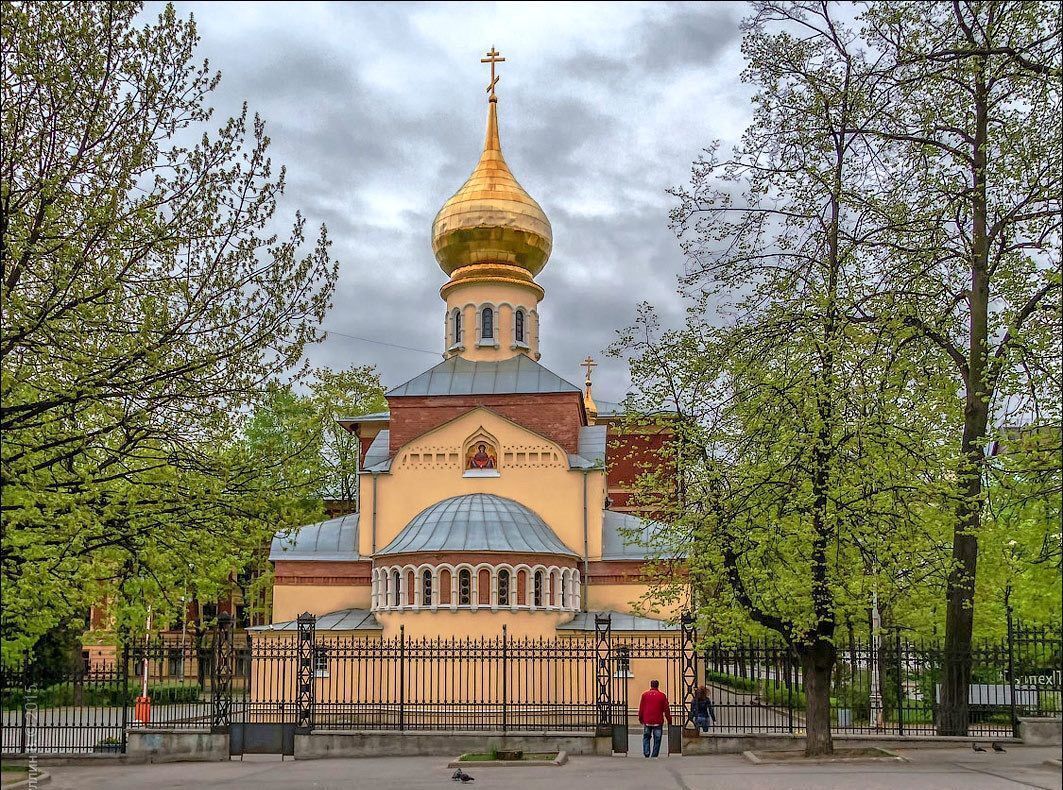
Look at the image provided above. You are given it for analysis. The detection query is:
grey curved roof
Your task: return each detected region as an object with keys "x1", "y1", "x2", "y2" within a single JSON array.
[
  {"x1": 378, "y1": 494, "x2": 577, "y2": 557},
  {"x1": 269, "y1": 513, "x2": 361, "y2": 561},
  {"x1": 387, "y1": 355, "x2": 581, "y2": 397},
  {"x1": 557, "y1": 610, "x2": 678, "y2": 632},
  {"x1": 249, "y1": 608, "x2": 380, "y2": 632}
]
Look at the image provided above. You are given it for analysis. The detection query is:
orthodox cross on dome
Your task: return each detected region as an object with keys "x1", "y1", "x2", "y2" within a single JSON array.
[
  {"x1": 582, "y1": 356, "x2": 599, "y2": 419},
  {"x1": 581, "y1": 356, "x2": 597, "y2": 387},
  {"x1": 481, "y1": 46, "x2": 505, "y2": 101}
]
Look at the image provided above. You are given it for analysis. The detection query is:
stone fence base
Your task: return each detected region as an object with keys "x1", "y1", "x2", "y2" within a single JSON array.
[
  {"x1": 295, "y1": 731, "x2": 611, "y2": 759},
  {"x1": 1019, "y1": 718, "x2": 1062, "y2": 746},
  {"x1": 126, "y1": 729, "x2": 229, "y2": 762},
  {"x1": 682, "y1": 731, "x2": 1026, "y2": 755}
]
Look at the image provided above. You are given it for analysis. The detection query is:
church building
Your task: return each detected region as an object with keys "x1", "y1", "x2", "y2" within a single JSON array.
[{"x1": 263, "y1": 56, "x2": 681, "y2": 642}]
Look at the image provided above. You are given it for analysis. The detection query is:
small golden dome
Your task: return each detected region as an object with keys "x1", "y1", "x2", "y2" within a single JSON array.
[{"x1": 432, "y1": 99, "x2": 552, "y2": 277}]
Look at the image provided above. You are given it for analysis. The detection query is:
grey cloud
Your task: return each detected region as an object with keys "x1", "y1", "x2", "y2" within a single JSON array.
[{"x1": 149, "y1": 1, "x2": 751, "y2": 403}]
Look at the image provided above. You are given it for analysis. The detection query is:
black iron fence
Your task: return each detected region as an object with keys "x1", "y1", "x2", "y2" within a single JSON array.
[
  {"x1": 1, "y1": 616, "x2": 1059, "y2": 755},
  {"x1": 703, "y1": 625, "x2": 1062, "y2": 738}
]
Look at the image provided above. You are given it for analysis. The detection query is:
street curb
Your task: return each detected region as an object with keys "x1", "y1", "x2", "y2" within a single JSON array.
[
  {"x1": 742, "y1": 747, "x2": 907, "y2": 765},
  {"x1": 447, "y1": 750, "x2": 568, "y2": 767}
]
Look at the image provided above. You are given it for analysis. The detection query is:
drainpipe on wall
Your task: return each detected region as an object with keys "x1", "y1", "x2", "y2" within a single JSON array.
[
  {"x1": 581, "y1": 470, "x2": 590, "y2": 612},
  {"x1": 371, "y1": 472, "x2": 379, "y2": 554}
]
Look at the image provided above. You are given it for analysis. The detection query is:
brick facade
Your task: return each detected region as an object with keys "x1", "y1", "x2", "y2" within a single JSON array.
[
  {"x1": 387, "y1": 392, "x2": 585, "y2": 455},
  {"x1": 605, "y1": 425, "x2": 675, "y2": 511}
]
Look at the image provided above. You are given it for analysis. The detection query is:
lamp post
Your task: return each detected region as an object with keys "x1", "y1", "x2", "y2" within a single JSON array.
[{"x1": 869, "y1": 590, "x2": 884, "y2": 730}]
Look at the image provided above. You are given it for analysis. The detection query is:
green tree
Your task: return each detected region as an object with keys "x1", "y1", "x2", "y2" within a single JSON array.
[
  {"x1": 614, "y1": 1, "x2": 951, "y2": 755},
  {"x1": 1, "y1": 2, "x2": 337, "y2": 660},
  {"x1": 863, "y1": 0, "x2": 1062, "y2": 734},
  {"x1": 309, "y1": 366, "x2": 388, "y2": 506}
]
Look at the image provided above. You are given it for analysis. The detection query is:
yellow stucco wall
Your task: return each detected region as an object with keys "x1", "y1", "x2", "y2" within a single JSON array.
[
  {"x1": 358, "y1": 408, "x2": 608, "y2": 560},
  {"x1": 273, "y1": 584, "x2": 371, "y2": 623},
  {"x1": 585, "y1": 583, "x2": 680, "y2": 621}
]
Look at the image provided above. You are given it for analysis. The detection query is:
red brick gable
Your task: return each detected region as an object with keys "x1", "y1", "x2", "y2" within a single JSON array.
[
  {"x1": 387, "y1": 392, "x2": 585, "y2": 455},
  {"x1": 606, "y1": 425, "x2": 675, "y2": 511}
]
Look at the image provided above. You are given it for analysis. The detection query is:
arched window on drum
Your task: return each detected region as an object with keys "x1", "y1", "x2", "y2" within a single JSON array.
[
  {"x1": 458, "y1": 569, "x2": 472, "y2": 605},
  {"x1": 422, "y1": 569, "x2": 433, "y2": 606},
  {"x1": 514, "y1": 309, "x2": 525, "y2": 344},
  {"x1": 497, "y1": 568, "x2": 510, "y2": 606}
]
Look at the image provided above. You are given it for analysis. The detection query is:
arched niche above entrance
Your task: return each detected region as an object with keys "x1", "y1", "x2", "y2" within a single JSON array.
[{"x1": 463, "y1": 427, "x2": 500, "y2": 478}]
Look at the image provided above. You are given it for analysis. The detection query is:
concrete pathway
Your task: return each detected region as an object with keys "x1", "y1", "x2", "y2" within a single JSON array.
[{"x1": 43, "y1": 745, "x2": 1063, "y2": 790}]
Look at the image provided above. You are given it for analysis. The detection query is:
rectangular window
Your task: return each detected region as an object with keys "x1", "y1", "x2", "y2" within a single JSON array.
[{"x1": 314, "y1": 648, "x2": 329, "y2": 678}]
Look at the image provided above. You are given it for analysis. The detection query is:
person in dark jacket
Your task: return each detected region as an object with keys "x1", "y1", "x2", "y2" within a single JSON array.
[{"x1": 690, "y1": 685, "x2": 716, "y2": 732}]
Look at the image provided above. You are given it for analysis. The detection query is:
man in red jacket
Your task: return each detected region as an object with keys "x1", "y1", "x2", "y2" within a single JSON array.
[{"x1": 637, "y1": 680, "x2": 672, "y2": 758}]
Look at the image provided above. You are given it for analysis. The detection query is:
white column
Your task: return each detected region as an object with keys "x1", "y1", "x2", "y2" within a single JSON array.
[{"x1": 450, "y1": 569, "x2": 459, "y2": 611}]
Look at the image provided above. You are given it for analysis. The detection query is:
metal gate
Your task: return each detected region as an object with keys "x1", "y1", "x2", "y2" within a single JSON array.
[{"x1": 227, "y1": 613, "x2": 315, "y2": 757}]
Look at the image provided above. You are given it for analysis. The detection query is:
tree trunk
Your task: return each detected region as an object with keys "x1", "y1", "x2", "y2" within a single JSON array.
[
  {"x1": 799, "y1": 639, "x2": 836, "y2": 757},
  {"x1": 941, "y1": 61, "x2": 991, "y2": 738}
]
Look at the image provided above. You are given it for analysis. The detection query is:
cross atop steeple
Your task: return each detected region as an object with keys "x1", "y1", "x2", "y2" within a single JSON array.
[
  {"x1": 581, "y1": 356, "x2": 597, "y2": 386},
  {"x1": 581, "y1": 356, "x2": 599, "y2": 420},
  {"x1": 481, "y1": 46, "x2": 505, "y2": 102}
]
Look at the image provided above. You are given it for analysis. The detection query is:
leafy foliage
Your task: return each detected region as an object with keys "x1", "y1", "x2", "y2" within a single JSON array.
[{"x1": 0, "y1": 2, "x2": 339, "y2": 661}]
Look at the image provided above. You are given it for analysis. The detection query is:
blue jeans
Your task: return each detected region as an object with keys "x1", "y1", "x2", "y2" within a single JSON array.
[{"x1": 642, "y1": 724, "x2": 663, "y2": 757}]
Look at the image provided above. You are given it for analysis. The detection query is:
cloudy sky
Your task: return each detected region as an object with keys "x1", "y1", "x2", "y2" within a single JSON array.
[{"x1": 147, "y1": 1, "x2": 753, "y2": 401}]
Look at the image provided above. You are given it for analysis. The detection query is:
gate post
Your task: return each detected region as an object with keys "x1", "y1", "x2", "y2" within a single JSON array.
[
  {"x1": 681, "y1": 612, "x2": 697, "y2": 726},
  {"x1": 120, "y1": 645, "x2": 130, "y2": 752},
  {"x1": 398, "y1": 625, "x2": 405, "y2": 731},
  {"x1": 594, "y1": 613, "x2": 612, "y2": 736},
  {"x1": 296, "y1": 612, "x2": 316, "y2": 732},
  {"x1": 1006, "y1": 608, "x2": 1018, "y2": 738},
  {"x1": 501, "y1": 624, "x2": 508, "y2": 733},
  {"x1": 211, "y1": 613, "x2": 234, "y2": 732}
]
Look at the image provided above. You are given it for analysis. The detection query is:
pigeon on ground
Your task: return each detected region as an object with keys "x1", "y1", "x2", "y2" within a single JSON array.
[
  {"x1": 972, "y1": 743, "x2": 987, "y2": 752},
  {"x1": 451, "y1": 769, "x2": 475, "y2": 782},
  {"x1": 991, "y1": 742, "x2": 1006, "y2": 753}
]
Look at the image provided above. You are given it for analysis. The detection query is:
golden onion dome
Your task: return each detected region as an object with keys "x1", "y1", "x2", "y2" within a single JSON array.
[{"x1": 432, "y1": 99, "x2": 552, "y2": 277}]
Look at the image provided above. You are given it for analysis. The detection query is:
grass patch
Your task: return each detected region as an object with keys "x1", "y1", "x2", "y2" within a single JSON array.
[{"x1": 0, "y1": 767, "x2": 29, "y2": 788}]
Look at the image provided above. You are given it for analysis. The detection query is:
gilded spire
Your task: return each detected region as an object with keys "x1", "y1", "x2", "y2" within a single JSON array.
[
  {"x1": 582, "y1": 356, "x2": 598, "y2": 419},
  {"x1": 431, "y1": 49, "x2": 552, "y2": 278}
]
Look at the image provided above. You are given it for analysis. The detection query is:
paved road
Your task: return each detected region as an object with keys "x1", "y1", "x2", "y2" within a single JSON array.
[
  {"x1": 40, "y1": 746, "x2": 1063, "y2": 790},
  {"x1": 706, "y1": 681, "x2": 796, "y2": 734}
]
